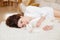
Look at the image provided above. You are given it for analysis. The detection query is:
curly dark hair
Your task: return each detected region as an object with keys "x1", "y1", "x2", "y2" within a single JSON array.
[{"x1": 6, "y1": 13, "x2": 24, "y2": 28}]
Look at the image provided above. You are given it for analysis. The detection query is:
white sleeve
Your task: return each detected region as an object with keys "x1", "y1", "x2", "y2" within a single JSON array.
[
  {"x1": 26, "y1": 24, "x2": 33, "y2": 32},
  {"x1": 25, "y1": 6, "x2": 41, "y2": 13},
  {"x1": 24, "y1": 6, "x2": 42, "y2": 18},
  {"x1": 19, "y1": 3, "x2": 26, "y2": 13}
]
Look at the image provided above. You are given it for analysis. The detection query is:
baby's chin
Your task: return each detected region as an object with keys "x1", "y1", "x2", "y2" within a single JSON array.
[
  {"x1": 17, "y1": 24, "x2": 22, "y2": 28},
  {"x1": 18, "y1": 26, "x2": 22, "y2": 28}
]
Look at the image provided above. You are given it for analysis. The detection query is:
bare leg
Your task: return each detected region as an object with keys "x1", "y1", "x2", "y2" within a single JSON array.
[
  {"x1": 54, "y1": 10, "x2": 60, "y2": 17},
  {"x1": 43, "y1": 25, "x2": 53, "y2": 31}
]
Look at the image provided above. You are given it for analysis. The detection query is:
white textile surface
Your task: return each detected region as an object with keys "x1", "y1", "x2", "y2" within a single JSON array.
[{"x1": 0, "y1": 19, "x2": 60, "y2": 40}]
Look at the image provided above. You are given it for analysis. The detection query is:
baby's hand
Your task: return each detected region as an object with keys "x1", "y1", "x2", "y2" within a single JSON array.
[
  {"x1": 43, "y1": 25, "x2": 53, "y2": 31},
  {"x1": 36, "y1": 22, "x2": 41, "y2": 27}
]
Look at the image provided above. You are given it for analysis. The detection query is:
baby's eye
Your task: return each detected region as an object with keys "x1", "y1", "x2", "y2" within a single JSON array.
[{"x1": 21, "y1": 21, "x2": 23, "y2": 23}]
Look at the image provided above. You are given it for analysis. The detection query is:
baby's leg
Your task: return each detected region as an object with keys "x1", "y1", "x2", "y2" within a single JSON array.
[{"x1": 43, "y1": 25, "x2": 53, "y2": 31}]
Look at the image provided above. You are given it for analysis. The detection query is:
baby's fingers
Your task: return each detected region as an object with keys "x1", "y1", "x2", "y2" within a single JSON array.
[{"x1": 43, "y1": 25, "x2": 53, "y2": 31}]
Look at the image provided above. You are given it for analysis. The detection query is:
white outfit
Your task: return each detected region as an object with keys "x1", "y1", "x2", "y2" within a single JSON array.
[
  {"x1": 24, "y1": 6, "x2": 55, "y2": 32},
  {"x1": 24, "y1": 6, "x2": 55, "y2": 19}
]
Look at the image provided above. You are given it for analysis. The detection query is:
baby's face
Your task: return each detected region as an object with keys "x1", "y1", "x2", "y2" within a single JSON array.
[{"x1": 18, "y1": 16, "x2": 29, "y2": 28}]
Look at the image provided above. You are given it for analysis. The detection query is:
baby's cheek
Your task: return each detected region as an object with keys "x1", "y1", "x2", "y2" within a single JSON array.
[{"x1": 18, "y1": 22, "x2": 22, "y2": 27}]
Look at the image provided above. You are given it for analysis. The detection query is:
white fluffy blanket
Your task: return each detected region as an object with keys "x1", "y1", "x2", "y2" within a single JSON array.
[{"x1": 0, "y1": 19, "x2": 60, "y2": 40}]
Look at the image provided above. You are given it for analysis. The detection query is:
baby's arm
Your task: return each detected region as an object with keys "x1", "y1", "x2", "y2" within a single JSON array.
[{"x1": 36, "y1": 16, "x2": 46, "y2": 27}]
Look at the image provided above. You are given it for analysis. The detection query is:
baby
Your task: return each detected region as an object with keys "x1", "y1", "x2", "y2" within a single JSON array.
[{"x1": 6, "y1": 6, "x2": 55, "y2": 31}]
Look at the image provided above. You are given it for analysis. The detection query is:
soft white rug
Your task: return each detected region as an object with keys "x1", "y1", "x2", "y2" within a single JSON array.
[{"x1": 0, "y1": 20, "x2": 60, "y2": 40}]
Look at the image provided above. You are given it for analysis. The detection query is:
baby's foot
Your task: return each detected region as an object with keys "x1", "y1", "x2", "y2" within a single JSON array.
[{"x1": 43, "y1": 25, "x2": 53, "y2": 31}]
